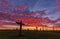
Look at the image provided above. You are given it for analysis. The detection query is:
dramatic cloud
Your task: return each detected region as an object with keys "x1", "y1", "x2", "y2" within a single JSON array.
[{"x1": 0, "y1": 0, "x2": 60, "y2": 27}]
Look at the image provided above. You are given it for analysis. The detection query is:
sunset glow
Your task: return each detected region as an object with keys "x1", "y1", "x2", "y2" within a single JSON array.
[{"x1": 0, "y1": 0, "x2": 60, "y2": 31}]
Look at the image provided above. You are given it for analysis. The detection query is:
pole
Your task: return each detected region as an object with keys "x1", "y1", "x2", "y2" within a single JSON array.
[
  {"x1": 53, "y1": 25, "x2": 54, "y2": 31},
  {"x1": 19, "y1": 22, "x2": 22, "y2": 36}
]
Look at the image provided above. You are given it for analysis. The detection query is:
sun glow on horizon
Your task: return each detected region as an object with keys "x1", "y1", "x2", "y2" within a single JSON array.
[{"x1": 0, "y1": 25, "x2": 60, "y2": 31}]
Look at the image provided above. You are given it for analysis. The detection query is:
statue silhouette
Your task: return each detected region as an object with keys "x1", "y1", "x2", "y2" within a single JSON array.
[{"x1": 16, "y1": 20, "x2": 25, "y2": 36}]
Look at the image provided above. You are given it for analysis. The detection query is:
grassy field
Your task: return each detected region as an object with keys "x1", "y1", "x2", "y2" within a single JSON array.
[{"x1": 0, "y1": 30, "x2": 60, "y2": 39}]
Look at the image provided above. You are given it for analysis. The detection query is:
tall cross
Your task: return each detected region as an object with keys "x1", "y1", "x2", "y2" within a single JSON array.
[{"x1": 16, "y1": 20, "x2": 25, "y2": 36}]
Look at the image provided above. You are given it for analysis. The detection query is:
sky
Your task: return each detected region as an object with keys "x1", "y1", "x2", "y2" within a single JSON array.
[{"x1": 0, "y1": 0, "x2": 60, "y2": 27}]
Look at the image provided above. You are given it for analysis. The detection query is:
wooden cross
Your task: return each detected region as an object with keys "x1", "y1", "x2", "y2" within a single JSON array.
[{"x1": 16, "y1": 20, "x2": 25, "y2": 36}]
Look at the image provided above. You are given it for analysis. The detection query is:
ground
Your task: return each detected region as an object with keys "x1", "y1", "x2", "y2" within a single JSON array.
[{"x1": 0, "y1": 30, "x2": 60, "y2": 39}]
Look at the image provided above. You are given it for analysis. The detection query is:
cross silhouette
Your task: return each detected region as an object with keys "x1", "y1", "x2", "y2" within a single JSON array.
[{"x1": 16, "y1": 20, "x2": 25, "y2": 36}]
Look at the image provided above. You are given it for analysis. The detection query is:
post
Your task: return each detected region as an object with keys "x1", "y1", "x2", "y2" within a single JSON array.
[
  {"x1": 36, "y1": 26, "x2": 38, "y2": 31},
  {"x1": 53, "y1": 25, "x2": 54, "y2": 31},
  {"x1": 19, "y1": 21, "x2": 22, "y2": 36},
  {"x1": 42, "y1": 25, "x2": 44, "y2": 31}
]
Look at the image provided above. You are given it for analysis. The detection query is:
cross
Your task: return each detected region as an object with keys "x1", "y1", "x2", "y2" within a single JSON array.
[{"x1": 16, "y1": 20, "x2": 25, "y2": 36}]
